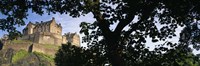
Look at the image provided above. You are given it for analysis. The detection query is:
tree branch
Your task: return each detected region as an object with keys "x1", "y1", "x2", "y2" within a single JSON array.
[
  {"x1": 85, "y1": 0, "x2": 112, "y2": 39},
  {"x1": 114, "y1": 13, "x2": 135, "y2": 35},
  {"x1": 92, "y1": 11, "x2": 112, "y2": 39}
]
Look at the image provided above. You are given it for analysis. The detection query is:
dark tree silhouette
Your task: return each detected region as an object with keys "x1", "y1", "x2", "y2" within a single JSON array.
[
  {"x1": 55, "y1": 43, "x2": 107, "y2": 66},
  {"x1": 180, "y1": 23, "x2": 200, "y2": 50},
  {"x1": 1, "y1": 0, "x2": 200, "y2": 66},
  {"x1": 55, "y1": 43, "x2": 86, "y2": 66}
]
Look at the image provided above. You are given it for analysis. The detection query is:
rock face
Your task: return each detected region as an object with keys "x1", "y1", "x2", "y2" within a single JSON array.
[
  {"x1": 12, "y1": 53, "x2": 52, "y2": 66},
  {"x1": 0, "y1": 48, "x2": 14, "y2": 65},
  {"x1": 0, "y1": 49, "x2": 54, "y2": 66},
  {"x1": 12, "y1": 53, "x2": 41, "y2": 66}
]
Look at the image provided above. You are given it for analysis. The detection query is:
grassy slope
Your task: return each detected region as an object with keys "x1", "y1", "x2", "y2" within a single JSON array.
[
  {"x1": 11, "y1": 50, "x2": 55, "y2": 65},
  {"x1": 12, "y1": 49, "x2": 29, "y2": 63},
  {"x1": 33, "y1": 51, "x2": 55, "y2": 62},
  {"x1": 4, "y1": 40, "x2": 57, "y2": 65}
]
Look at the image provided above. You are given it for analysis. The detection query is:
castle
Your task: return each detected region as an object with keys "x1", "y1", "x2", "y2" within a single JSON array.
[
  {"x1": 20, "y1": 17, "x2": 80, "y2": 46},
  {"x1": 0, "y1": 17, "x2": 80, "y2": 57}
]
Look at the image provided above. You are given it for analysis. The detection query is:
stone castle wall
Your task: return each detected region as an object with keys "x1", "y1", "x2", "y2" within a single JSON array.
[
  {"x1": 21, "y1": 17, "x2": 67, "y2": 45},
  {"x1": 35, "y1": 32, "x2": 63, "y2": 45},
  {"x1": 71, "y1": 34, "x2": 80, "y2": 47},
  {"x1": 62, "y1": 36, "x2": 67, "y2": 44},
  {"x1": 1, "y1": 17, "x2": 81, "y2": 56},
  {"x1": 26, "y1": 23, "x2": 35, "y2": 35},
  {"x1": 2, "y1": 41, "x2": 59, "y2": 56},
  {"x1": 49, "y1": 19, "x2": 62, "y2": 35},
  {"x1": 3, "y1": 43, "x2": 32, "y2": 52},
  {"x1": 33, "y1": 24, "x2": 50, "y2": 34},
  {"x1": 32, "y1": 44, "x2": 59, "y2": 56},
  {"x1": 64, "y1": 33, "x2": 80, "y2": 47},
  {"x1": 2, "y1": 34, "x2": 79, "y2": 56},
  {"x1": 24, "y1": 17, "x2": 62, "y2": 35},
  {"x1": 19, "y1": 32, "x2": 67, "y2": 46}
]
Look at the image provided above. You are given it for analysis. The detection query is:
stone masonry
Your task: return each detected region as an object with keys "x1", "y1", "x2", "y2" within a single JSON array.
[
  {"x1": 19, "y1": 17, "x2": 80, "y2": 46},
  {"x1": 1, "y1": 17, "x2": 80, "y2": 56}
]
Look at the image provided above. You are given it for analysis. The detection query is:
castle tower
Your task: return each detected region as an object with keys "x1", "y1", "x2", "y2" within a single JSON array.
[
  {"x1": 64, "y1": 32, "x2": 80, "y2": 47},
  {"x1": 20, "y1": 17, "x2": 80, "y2": 46},
  {"x1": 23, "y1": 22, "x2": 35, "y2": 35},
  {"x1": 49, "y1": 17, "x2": 62, "y2": 35}
]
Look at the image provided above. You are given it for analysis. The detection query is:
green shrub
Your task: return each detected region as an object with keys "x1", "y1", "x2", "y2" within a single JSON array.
[
  {"x1": 33, "y1": 51, "x2": 54, "y2": 62},
  {"x1": 12, "y1": 49, "x2": 29, "y2": 63}
]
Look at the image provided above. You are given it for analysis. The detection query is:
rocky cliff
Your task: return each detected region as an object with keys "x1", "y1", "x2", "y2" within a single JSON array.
[{"x1": 0, "y1": 48, "x2": 55, "y2": 66}]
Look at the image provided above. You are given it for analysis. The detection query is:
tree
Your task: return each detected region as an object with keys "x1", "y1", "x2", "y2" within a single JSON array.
[
  {"x1": 55, "y1": 43, "x2": 107, "y2": 66},
  {"x1": 180, "y1": 22, "x2": 200, "y2": 50},
  {"x1": 1, "y1": 0, "x2": 200, "y2": 66}
]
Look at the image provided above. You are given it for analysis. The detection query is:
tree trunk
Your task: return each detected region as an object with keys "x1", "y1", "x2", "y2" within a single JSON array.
[
  {"x1": 106, "y1": 35, "x2": 125, "y2": 66},
  {"x1": 108, "y1": 50, "x2": 125, "y2": 66}
]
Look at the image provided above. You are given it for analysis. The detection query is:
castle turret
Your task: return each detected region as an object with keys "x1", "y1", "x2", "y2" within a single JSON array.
[
  {"x1": 49, "y1": 17, "x2": 62, "y2": 35},
  {"x1": 23, "y1": 22, "x2": 35, "y2": 35},
  {"x1": 63, "y1": 32, "x2": 80, "y2": 47},
  {"x1": 52, "y1": 17, "x2": 55, "y2": 20},
  {"x1": 20, "y1": 17, "x2": 80, "y2": 46}
]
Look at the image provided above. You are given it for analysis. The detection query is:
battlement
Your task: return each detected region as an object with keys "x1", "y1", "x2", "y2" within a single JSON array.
[
  {"x1": 23, "y1": 17, "x2": 62, "y2": 35},
  {"x1": 19, "y1": 17, "x2": 80, "y2": 46},
  {"x1": 1, "y1": 17, "x2": 80, "y2": 57}
]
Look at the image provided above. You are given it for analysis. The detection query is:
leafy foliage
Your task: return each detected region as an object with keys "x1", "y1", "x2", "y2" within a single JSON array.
[
  {"x1": 56, "y1": 42, "x2": 199, "y2": 66},
  {"x1": 55, "y1": 43, "x2": 110, "y2": 66},
  {"x1": 1, "y1": 0, "x2": 200, "y2": 66},
  {"x1": 180, "y1": 23, "x2": 200, "y2": 50}
]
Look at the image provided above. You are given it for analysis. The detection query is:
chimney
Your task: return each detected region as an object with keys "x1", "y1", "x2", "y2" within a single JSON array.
[
  {"x1": 36, "y1": 22, "x2": 39, "y2": 24},
  {"x1": 52, "y1": 17, "x2": 55, "y2": 20},
  {"x1": 28, "y1": 21, "x2": 32, "y2": 25},
  {"x1": 59, "y1": 23, "x2": 61, "y2": 26}
]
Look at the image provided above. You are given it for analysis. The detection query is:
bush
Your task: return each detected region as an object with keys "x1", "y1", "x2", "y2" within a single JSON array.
[
  {"x1": 12, "y1": 49, "x2": 29, "y2": 63},
  {"x1": 33, "y1": 51, "x2": 54, "y2": 62}
]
